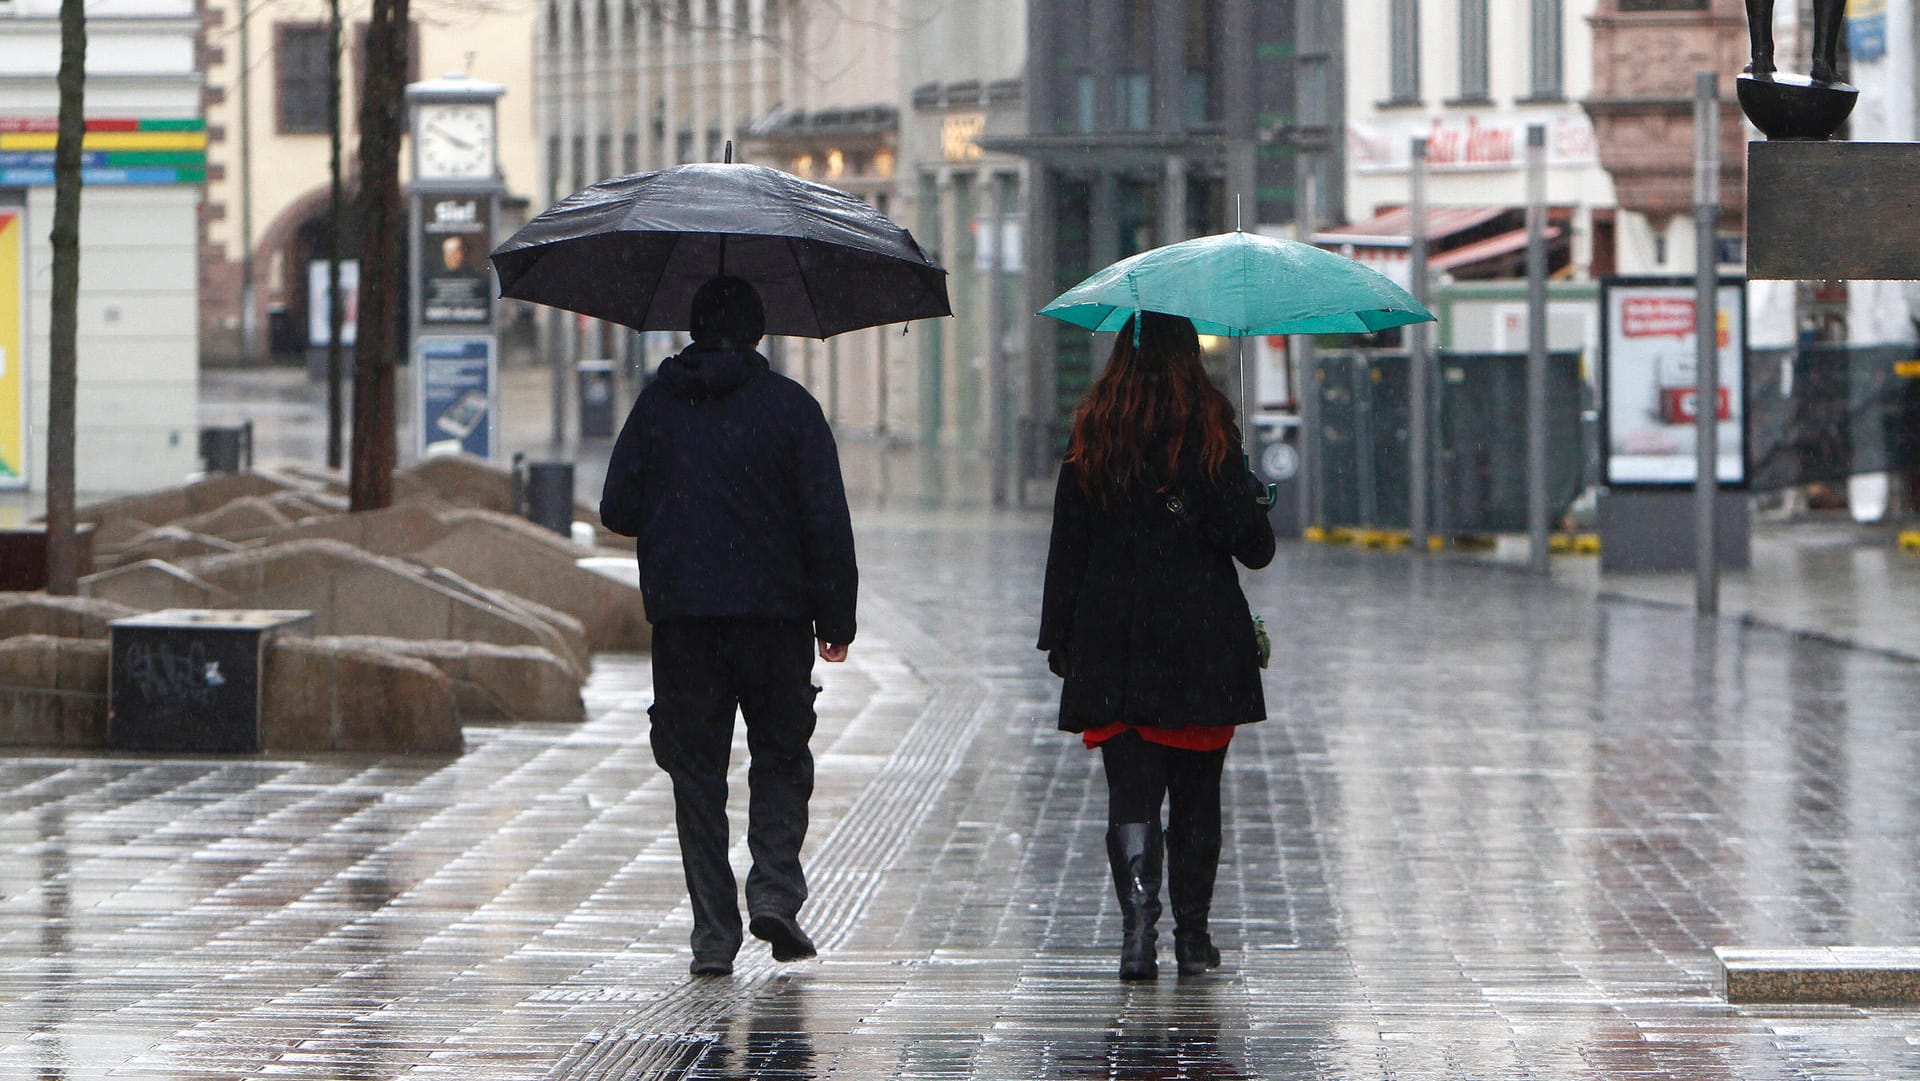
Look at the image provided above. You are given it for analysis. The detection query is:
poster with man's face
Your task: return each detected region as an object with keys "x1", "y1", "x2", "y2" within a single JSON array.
[{"x1": 420, "y1": 194, "x2": 493, "y2": 327}]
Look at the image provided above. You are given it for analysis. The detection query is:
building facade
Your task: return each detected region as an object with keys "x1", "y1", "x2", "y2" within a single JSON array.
[
  {"x1": 739, "y1": 1, "x2": 901, "y2": 438},
  {"x1": 0, "y1": 0, "x2": 203, "y2": 492},
  {"x1": 535, "y1": 0, "x2": 916, "y2": 443},
  {"x1": 1330, "y1": 2, "x2": 1617, "y2": 282},
  {"x1": 894, "y1": 0, "x2": 1026, "y2": 498},
  {"x1": 1582, "y1": 0, "x2": 1747, "y2": 278},
  {"x1": 995, "y1": 0, "x2": 1300, "y2": 481},
  {"x1": 200, "y1": 0, "x2": 541, "y2": 367}
]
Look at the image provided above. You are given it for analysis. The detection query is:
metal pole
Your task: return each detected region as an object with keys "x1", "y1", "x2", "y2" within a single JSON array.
[
  {"x1": 326, "y1": 0, "x2": 345, "y2": 470},
  {"x1": 238, "y1": 0, "x2": 257, "y2": 365},
  {"x1": 1296, "y1": 170, "x2": 1318, "y2": 535},
  {"x1": 989, "y1": 172, "x2": 1012, "y2": 508},
  {"x1": 1693, "y1": 71, "x2": 1721, "y2": 615},
  {"x1": 1525, "y1": 124, "x2": 1550, "y2": 575},
  {"x1": 1408, "y1": 136, "x2": 1430, "y2": 550}
]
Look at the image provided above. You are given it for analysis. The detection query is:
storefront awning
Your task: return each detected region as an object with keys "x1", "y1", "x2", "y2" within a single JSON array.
[
  {"x1": 1311, "y1": 205, "x2": 1509, "y2": 249},
  {"x1": 1429, "y1": 225, "x2": 1563, "y2": 273}
]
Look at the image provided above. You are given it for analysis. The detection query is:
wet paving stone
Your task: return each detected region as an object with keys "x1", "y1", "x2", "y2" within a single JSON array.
[{"x1": 3, "y1": 512, "x2": 1920, "y2": 1077}]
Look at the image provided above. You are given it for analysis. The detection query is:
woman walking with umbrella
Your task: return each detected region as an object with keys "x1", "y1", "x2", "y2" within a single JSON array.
[{"x1": 1038, "y1": 310, "x2": 1276, "y2": 980}]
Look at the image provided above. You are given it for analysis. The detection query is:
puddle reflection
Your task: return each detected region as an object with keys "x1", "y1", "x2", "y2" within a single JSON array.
[
  {"x1": 1051, "y1": 1019, "x2": 1255, "y2": 1080},
  {"x1": 686, "y1": 980, "x2": 815, "y2": 1080}
]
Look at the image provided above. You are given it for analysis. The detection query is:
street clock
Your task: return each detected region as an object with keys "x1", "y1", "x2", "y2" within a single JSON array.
[
  {"x1": 406, "y1": 72, "x2": 506, "y2": 187},
  {"x1": 417, "y1": 102, "x2": 495, "y2": 181}
]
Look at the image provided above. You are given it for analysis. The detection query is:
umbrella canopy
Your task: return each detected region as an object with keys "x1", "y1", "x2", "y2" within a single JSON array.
[
  {"x1": 1039, "y1": 229, "x2": 1434, "y2": 337},
  {"x1": 491, "y1": 162, "x2": 951, "y2": 339}
]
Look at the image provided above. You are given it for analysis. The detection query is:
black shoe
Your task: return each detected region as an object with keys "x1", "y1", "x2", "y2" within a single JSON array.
[
  {"x1": 1174, "y1": 932, "x2": 1221, "y2": 976},
  {"x1": 749, "y1": 912, "x2": 817, "y2": 962},
  {"x1": 690, "y1": 954, "x2": 734, "y2": 977}
]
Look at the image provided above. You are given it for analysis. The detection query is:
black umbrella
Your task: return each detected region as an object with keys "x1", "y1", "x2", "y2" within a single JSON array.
[{"x1": 490, "y1": 161, "x2": 951, "y2": 339}]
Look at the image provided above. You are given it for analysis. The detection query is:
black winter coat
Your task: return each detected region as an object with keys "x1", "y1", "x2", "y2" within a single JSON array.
[
  {"x1": 600, "y1": 342, "x2": 858, "y2": 644},
  {"x1": 1037, "y1": 449, "x2": 1275, "y2": 732}
]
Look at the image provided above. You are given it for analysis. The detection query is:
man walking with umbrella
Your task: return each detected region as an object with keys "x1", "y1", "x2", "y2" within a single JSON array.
[{"x1": 600, "y1": 274, "x2": 857, "y2": 977}]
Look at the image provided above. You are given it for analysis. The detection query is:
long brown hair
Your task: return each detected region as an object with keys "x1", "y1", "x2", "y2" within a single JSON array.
[{"x1": 1063, "y1": 311, "x2": 1237, "y2": 504}]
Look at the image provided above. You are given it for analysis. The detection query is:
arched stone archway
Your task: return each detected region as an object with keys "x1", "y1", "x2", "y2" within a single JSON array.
[{"x1": 253, "y1": 184, "x2": 368, "y2": 362}]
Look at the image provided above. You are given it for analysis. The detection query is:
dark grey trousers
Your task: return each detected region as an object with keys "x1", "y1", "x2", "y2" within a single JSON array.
[{"x1": 648, "y1": 618, "x2": 819, "y2": 960}]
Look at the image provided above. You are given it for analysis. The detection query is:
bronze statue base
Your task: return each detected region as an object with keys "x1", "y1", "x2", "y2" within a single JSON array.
[{"x1": 1737, "y1": 72, "x2": 1858, "y2": 141}]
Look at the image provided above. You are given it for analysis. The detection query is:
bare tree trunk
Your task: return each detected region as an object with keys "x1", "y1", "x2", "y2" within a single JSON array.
[
  {"x1": 348, "y1": 0, "x2": 409, "y2": 510},
  {"x1": 43, "y1": 0, "x2": 86, "y2": 594},
  {"x1": 326, "y1": 0, "x2": 346, "y2": 471}
]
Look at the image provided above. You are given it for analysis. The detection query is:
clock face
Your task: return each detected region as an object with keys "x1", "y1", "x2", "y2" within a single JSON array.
[{"x1": 417, "y1": 103, "x2": 494, "y2": 181}]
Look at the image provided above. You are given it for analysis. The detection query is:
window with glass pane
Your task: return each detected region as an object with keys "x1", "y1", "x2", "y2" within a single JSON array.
[
  {"x1": 1185, "y1": 0, "x2": 1216, "y2": 124},
  {"x1": 1390, "y1": 0, "x2": 1421, "y2": 102},
  {"x1": 1532, "y1": 0, "x2": 1564, "y2": 98},
  {"x1": 1118, "y1": 0, "x2": 1152, "y2": 130},
  {"x1": 276, "y1": 24, "x2": 330, "y2": 134},
  {"x1": 1459, "y1": 0, "x2": 1489, "y2": 100},
  {"x1": 1300, "y1": 58, "x2": 1330, "y2": 126}
]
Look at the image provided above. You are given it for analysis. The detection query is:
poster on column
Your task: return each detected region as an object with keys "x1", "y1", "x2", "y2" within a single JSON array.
[
  {"x1": 415, "y1": 336, "x2": 496, "y2": 461},
  {"x1": 1599, "y1": 277, "x2": 1747, "y2": 487},
  {"x1": 419, "y1": 194, "x2": 494, "y2": 328},
  {"x1": 0, "y1": 205, "x2": 25, "y2": 489}
]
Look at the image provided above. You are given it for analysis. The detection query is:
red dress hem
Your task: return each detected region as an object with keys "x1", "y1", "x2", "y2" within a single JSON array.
[{"x1": 1081, "y1": 722, "x2": 1235, "y2": 752}]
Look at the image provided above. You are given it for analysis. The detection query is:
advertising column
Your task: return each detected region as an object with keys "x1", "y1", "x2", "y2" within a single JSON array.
[{"x1": 406, "y1": 72, "x2": 506, "y2": 463}]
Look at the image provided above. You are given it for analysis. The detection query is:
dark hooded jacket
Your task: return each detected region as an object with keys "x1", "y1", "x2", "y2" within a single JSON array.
[{"x1": 600, "y1": 341, "x2": 858, "y2": 644}]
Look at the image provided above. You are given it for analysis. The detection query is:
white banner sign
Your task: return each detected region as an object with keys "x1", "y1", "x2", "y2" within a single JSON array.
[{"x1": 1349, "y1": 112, "x2": 1599, "y2": 174}]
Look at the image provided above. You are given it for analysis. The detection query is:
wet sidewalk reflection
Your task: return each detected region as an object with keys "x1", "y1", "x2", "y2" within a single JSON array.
[{"x1": 2, "y1": 520, "x2": 1920, "y2": 1078}]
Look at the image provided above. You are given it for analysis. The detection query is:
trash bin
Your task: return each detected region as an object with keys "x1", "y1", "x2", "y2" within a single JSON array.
[
  {"x1": 198, "y1": 422, "x2": 253, "y2": 473},
  {"x1": 519, "y1": 459, "x2": 575, "y2": 536},
  {"x1": 0, "y1": 523, "x2": 95, "y2": 591},
  {"x1": 1252, "y1": 415, "x2": 1302, "y2": 538},
  {"x1": 108, "y1": 609, "x2": 313, "y2": 752},
  {"x1": 578, "y1": 360, "x2": 618, "y2": 439}
]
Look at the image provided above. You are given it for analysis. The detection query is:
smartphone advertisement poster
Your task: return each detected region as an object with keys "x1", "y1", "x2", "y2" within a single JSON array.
[
  {"x1": 1599, "y1": 278, "x2": 1747, "y2": 487},
  {"x1": 416, "y1": 335, "x2": 496, "y2": 460},
  {"x1": 419, "y1": 194, "x2": 493, "y2": 328}
]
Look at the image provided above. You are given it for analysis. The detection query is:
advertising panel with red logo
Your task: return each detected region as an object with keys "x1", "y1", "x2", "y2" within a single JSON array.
[{"x1": 1600, "y1": 278, "x2": 1746, "y2": 486}]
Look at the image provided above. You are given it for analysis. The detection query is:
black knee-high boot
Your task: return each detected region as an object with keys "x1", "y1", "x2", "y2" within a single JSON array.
[
  {"x1": 1168, "y1": 820, "x2": 1222, "y2": 975},
  {"x1": 1107, "y1": 821, "x2": 1162, "y2": 980}
]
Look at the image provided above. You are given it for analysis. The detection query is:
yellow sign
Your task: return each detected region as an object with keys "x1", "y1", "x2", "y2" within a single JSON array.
[
  {"x1": 942, "y1": 113, "x2": 985, "y2": 163},
  {"x1": 0, "y1": 208, "x2": 23, "y2": 486},
  {"x1": 0, "y1": 131, "x2": 207, "y2": 152},
  {"x1": 1896, "y1": 359, "x2": 1920, "y2": 378}
]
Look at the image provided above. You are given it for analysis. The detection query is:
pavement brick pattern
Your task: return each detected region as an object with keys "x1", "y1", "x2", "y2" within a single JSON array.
[{"x1": 3, "y1": 515, "x2": 1920, "y2": 1078}]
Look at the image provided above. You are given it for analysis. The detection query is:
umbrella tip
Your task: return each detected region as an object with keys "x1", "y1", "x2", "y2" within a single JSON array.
[{"x1": 724, "y1": 140, "x2": 733, "y2": 164}]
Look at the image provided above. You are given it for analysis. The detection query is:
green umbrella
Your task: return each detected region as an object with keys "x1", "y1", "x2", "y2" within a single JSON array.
[{"x1": 1039, "y1": 229, "x2": 1435, "y2": 337}]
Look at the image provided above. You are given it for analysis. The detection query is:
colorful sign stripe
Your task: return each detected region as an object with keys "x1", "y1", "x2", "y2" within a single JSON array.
[
  {"x1": 0, "y1": 118, "x2": 205, "y2": 133},
  {"x1": 0, "y1": 119, "x2": 204, "y2": 186}
]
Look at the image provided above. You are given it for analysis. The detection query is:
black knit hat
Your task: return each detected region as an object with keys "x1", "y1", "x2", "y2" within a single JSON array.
[{"x1": 688, "y1": 275, "x2": 766, "y2": 345}]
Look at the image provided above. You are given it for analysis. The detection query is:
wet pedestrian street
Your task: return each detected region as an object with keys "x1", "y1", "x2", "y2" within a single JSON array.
[{"x1": 4, "y1": 513, "x2": 1920, "y2": 1079}]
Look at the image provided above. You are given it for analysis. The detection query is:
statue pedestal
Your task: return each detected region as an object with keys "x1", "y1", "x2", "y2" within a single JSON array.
[
  {"x1": 1737, "y1": 72, "x2": 1857, "y2": 142},
  {"x1": 1748, "y1": 141, "x2": 1920, "y2": 280}
]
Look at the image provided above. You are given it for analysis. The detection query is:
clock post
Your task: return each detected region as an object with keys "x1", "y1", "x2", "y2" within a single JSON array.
[{"x1": 406, "y1": 72, "x2": 506, "y2": 461}]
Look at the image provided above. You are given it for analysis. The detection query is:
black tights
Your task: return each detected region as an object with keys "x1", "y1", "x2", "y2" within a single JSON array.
[{"x1": 1098, "y1": 729, "x2": 1226, "y2": 832}]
